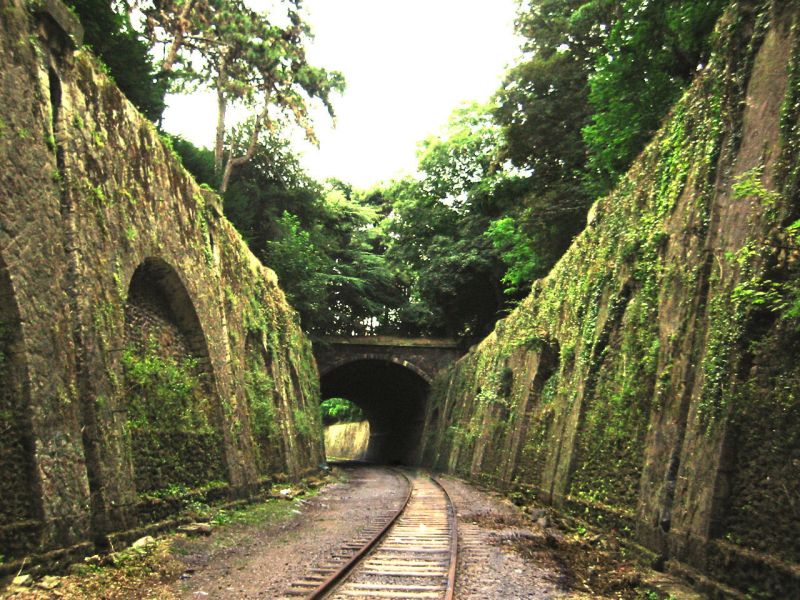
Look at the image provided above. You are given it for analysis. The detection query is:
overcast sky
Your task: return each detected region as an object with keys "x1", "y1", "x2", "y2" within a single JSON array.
[{"x1": 162, "y1": 0, "x2": 521, "y2": 189}]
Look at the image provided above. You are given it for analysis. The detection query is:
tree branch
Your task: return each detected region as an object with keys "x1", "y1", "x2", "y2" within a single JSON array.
[
  {"x1": 161, "y1": 0, "x2": 199, "y2": 73},
  {"x1": 219, "y1": 105, "x2": 269, "y2": 192}
]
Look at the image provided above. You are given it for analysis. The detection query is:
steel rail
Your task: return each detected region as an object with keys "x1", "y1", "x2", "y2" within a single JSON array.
[
  {"x1": 429, "y1": 474, "x2": 458, "y2": 600},
  {"x1": 302, "y1": 469, "x2": 413, "y2": 600}
]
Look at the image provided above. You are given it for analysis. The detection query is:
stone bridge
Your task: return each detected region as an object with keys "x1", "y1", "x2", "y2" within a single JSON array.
[
  {"x1": 314, "y1": 337, "x2": 464, "y2": 464},
  {"x1": 314, "y1": 336, "x2": 463, "y2": 383}
]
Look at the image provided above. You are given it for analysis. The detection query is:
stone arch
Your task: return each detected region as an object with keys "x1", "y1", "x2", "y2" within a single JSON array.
[
  {"x1": 320, "y1": 358, "x2": 430, "y2": 465},
  {"x1": 0, "y1": 254, "x2": 43, "y2": 558},
  {"x1": 319, "y1": 354, "x2": 433, "y2": 385},
  {"x1": 122, "y1": 257, "x2": 227, "y2": 493}
]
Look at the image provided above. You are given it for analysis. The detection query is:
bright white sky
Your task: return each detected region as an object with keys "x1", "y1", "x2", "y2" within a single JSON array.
[{"x1": 162, "y1": 0, "x2": 521, "y2": 189}]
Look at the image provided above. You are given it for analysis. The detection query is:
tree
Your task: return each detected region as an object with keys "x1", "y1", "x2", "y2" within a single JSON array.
[
  {"x1": 378, "y1": 104, "x2": 521, "y2": 338},
  {"x1": 168, "y1": 0, "x2": 727, "y2": 341},
  {"x1": 486, "y1": 0, "x2": 725, "y2": 298},
  {"x1": 583, "y1": 0, "x2": 725, "y2": 190},
  {"x1": 165, "y1": 134, "x2": 216, "y2": 186},
  {"x1": 495, "y1": 51, "x2": 590, "y2": 200},
  {"x1": 265, "y1": 211, "x2": 331, "y2": 323},
  {"x1": 71, "y1": 0, "x2": 167, "y2": 121},
  {"x1": 319, "y1": 398, "x2": 363, "y2": 425},
  {"x1": 134, "y1": 0, "x2": 344, "y2": 190},
  {"x1": 223, "y1": 124, "x2": 316, "y2": 250},
  {"x1": 260, "y1": 185, "x2": 401, "y2": 335},
  {"x1": 505, "y1": 0, "x2": 724, "y2": 196}
]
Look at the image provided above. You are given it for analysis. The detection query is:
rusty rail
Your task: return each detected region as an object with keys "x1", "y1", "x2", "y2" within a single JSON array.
[
  {"x1": 430, "y1": 474, "x2": 458, "y2": 600},
  {"x1": 304, "y1": 468, "x2": 413, "y2": 599},
  {"x1": 282, "y1": 468, "x2": 458, "y2": 600}
]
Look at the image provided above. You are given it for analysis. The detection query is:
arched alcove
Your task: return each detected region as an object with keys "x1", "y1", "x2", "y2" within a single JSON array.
[
  {"x1": 320, "y1": 359, "x2": 430, "y2": 465},
  {"x1": 0, "y1": 255, "x2": 42, "y2": 557},
  {"x1": 123, "y1": 257, "x2": 226, "y2": 493},
  {"x1": 504, "y1": 342, "x2": 561, "y2": 488},
  {"x1": 243, "y1": 332, "x2": 286, "y2": 476}
]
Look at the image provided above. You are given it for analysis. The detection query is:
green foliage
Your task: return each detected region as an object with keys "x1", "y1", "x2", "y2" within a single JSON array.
[
  {"x1": 495, "y1": 50, "x2": 589, "y2": 195},
  {"x1": 416, "y1": 103, "x2": 504, "y2": 201},
  {"x1": 133, "y1": 0, "x2": 344, "y2": 187},
  {"x1": 379, "y1": 104, "x2": 516, "y2": 337},
  {"x1": 167, "y1": 134, "x2": 217, "y2": 188},
  {"x1": 265, "y1": 211, "x2": 330, "y2": 325},
  {"x1": 219, "y1": 99, "x2": 583, "y2": 338},
  {"x1": 320, "y1": 397, "x2": 363, "y2": 425},
  {"x1": 228, "y1": 154, "x2": 401, "y2": 334},
  {"x1": 486, "y1": 216, "x2": 542, "y2": 296},
  {"x1": 70, "y1": 0, "x2": 166, "y2": 121},
  {"x1": 203, "y1": 0, "x2": 725, "y2": 342},
  {"x1": 501, "y1": 0, "x2": 724, "y2": 200},
  {"x1": 244, "y1": 365, "x2": 276, "y2": 439},
  {"x1": 784, "y1": 220, "x2": 800, "y2": 320},
  {"x1": 732, "y1": 166, "x2": 780, "y2": 207},
  {"x1": 223, "y1": 127, "x2": 316, "y2": 245},
  {"x1": 312, "y1": 187, "x2": 401, "y2": 334},
  {"x1": 121, "y1": 339, "x2": 212, "y2": 433},
  {"x1": 583, "y1": 0, "x2": 726, "y2": 192},
  {"x1": 292, "y1": 408, "x2": 312, "y2": 437}
]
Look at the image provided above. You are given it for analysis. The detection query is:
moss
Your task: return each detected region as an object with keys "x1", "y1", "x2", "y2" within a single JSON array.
[
  {"x1": 422, "y1": 4, "x2": 797, "y2": 596},
  {"x1": 0, "y1": 7, "x2": 328, "y2": 564},
  {"x1": 122, "y1": 339, "x2": 226, "y2": 494},
  {"x1": 720, "y1": 325, "x2": 800, "y2": 565},
  {"x1": 243, "y1": 344, "x2": 281, "y2": 474}
]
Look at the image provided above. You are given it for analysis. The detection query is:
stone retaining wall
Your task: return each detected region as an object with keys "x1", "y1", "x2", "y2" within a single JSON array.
[
  {"x1": 0, "y1": 0, "x2": 323, "y2": 571},
  {"x1": 420, "y1": 2, "x2": 800, "y2": 597}
]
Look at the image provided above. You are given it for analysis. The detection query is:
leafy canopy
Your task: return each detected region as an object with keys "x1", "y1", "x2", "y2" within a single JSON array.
[{"x1": 320, "y1": 398, "x2": 364, "y2": 425}]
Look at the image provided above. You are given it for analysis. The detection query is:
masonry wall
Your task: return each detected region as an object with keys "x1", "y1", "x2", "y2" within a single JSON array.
[
  {"x1": 420, "y1": 2, "x2": 800, "y2": 597},
  {"x1": 0, "y1": 0, "x2": 323, "y2": 571}
]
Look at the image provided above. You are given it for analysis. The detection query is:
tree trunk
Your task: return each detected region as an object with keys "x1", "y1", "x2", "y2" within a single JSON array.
[
  {"x1": 219, "y1": 111, "x2": 265, "y2": 193},
  {"x1": 214, "y1": 56, "x2": 228, "y2": 179},
  {"x1": 160, "y1": 0, "x2": 198, "y2": 73}
]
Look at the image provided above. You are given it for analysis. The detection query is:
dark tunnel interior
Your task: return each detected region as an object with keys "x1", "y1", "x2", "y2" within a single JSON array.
[{"x1": 320, "y1": 359, "x2": 430, "y2": 465}]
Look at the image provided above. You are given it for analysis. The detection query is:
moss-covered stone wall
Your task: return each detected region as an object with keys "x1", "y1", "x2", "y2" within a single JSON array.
[
  {"x1": 0, "y1": 0, "x2": 323, "y2": 570},
  {"x1": 421, "y1": 2, "x2": 800, "y2": 596}
]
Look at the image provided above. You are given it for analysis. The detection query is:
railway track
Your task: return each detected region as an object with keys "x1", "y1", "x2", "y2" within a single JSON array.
[{"x1": 282, "y1": 470, "x2": 457, "y2": 600}]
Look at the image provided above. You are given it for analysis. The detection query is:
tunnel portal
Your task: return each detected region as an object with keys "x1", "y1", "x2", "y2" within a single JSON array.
[{"x1": 320, "y1": 359, "x2": 430, "y2": 465}]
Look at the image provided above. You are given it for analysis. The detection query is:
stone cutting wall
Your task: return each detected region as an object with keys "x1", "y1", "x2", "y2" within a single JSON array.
[
  {"x1": 420, "y1": 2, "x2": 800, "y2": 597},
  {"x1": 0, "y1": 0, "x2": 323, "y2": 571}
]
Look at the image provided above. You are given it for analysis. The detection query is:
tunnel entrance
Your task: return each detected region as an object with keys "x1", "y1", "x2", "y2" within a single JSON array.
[{"x1": 320, "y1": 359, "x2": 430, "y2": 465}]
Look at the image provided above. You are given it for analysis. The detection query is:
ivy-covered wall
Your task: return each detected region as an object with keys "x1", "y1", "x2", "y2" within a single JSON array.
[
  {"x1": 421, "y1": 1, "x2": 800, "y2": 596},
  {"x1": 0, "y1": 0, "x2": 323, "y2": 570}
]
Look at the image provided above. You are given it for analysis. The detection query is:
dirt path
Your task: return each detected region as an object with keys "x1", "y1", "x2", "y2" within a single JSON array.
[
  {"x1": 437, "y1": 476, "x2": 566, "y2": 599},
  {"x1": 173, "y1": 466, "x2": 407, "y2": 599}
]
